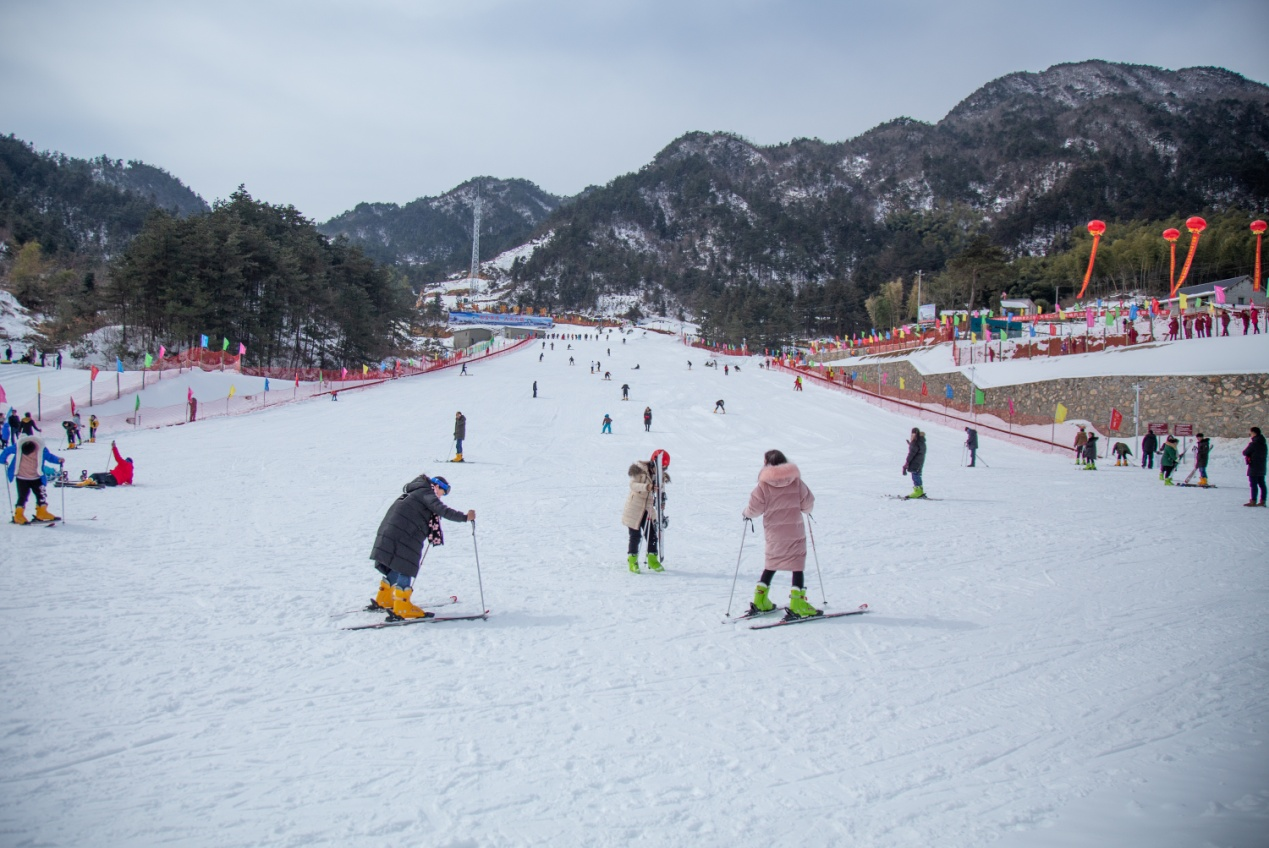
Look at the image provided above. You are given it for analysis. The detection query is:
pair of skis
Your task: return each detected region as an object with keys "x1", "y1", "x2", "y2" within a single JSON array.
[
  {"x1": 339, "y1": 595, "x2": 489, "y2": 630},
  {"x1": 732, "y1": 603, "x2": 871, "y2": 630}
]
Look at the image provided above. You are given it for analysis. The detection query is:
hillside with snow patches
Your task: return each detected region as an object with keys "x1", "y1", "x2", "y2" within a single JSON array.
[{"x1": 1, "y1": 330, "x2": 1266, "y2": 847}]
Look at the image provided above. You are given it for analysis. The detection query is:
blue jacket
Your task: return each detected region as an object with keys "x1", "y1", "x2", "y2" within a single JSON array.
[{"x1": 1, "y1": 437, "x2": 63, "y2": 483}]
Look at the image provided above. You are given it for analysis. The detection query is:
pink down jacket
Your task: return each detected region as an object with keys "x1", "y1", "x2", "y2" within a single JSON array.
[{"x1": 743, "y1": 463, "x2": 815, "y2": 571}]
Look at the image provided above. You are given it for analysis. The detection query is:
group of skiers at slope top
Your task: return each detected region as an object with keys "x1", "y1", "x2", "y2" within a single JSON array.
[
  {"x1": 2, "y1": 434, "x2": 134, "y2": 524},
  {"x1": 1164, "y1": 305, "x2": 1261, "y2": 340}
]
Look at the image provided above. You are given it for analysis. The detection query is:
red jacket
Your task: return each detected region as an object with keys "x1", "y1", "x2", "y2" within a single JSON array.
[{"x1": 110, "y1": 444, "x2": 134, "y2": 485}]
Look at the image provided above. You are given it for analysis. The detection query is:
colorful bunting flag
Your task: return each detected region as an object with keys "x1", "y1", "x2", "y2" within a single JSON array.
[
  {"x1": 91, "y1": 365, "x2": 99, "y2": 381},
  {"x1": 1055, "y1": 403, "x2": 1068, "y2": 424}
]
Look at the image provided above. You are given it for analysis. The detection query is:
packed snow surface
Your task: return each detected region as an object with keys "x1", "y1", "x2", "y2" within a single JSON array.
[{"x1": 2, "y1": 331, "x2": 1266, "y2": 847}]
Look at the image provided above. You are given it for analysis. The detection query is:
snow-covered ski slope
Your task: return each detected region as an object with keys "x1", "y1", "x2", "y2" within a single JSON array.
[{"x1": 2, "y1": 330, "x2": 1266, "y2": 847}]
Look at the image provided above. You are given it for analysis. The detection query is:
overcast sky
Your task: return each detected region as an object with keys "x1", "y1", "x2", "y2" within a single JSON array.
[{"x1": 3, "y1": 0, "x2": 1266, "y2": 222}]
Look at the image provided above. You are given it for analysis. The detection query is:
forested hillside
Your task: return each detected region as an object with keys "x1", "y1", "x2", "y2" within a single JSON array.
[{"x1": 319, "y1": 177, "x2": 562, "y2": 285}]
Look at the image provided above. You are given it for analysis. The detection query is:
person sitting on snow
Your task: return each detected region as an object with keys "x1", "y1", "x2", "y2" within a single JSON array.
[{"x1": 79, "y1": 441, "x2": 134, "y2": 487}]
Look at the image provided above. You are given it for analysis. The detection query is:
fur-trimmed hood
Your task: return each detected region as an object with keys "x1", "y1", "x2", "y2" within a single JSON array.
[{"x1": 757, "y1": 462, "x2": 800, "y2": 487}]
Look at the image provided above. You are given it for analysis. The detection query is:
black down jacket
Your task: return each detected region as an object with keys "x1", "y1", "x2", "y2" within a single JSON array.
[
  {"x1": 370, "y1": 475, "x2": 468, "y2": 577},
  {"x1": 903, "y1": 433, "x2": 927, "y2": 474}
]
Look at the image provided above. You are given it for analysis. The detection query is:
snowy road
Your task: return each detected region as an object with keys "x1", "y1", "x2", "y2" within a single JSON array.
[{"x1": 2, "y1": 330, "x2": 1266, "y2": 847}]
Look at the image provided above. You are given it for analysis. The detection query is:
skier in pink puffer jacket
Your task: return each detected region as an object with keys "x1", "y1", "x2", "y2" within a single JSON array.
[{"x1": 742, "y1": 449, "x2": 820, "y2": 618}]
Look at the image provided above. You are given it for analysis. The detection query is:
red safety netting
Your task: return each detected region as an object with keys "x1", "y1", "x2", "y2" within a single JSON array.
[{"x1": 772, "y1": 361, "x2": 1084, "y2": 456}]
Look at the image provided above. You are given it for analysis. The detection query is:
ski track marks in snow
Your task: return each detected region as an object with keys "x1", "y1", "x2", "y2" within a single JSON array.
[{"x1": 2, "y1": 332, "x2": 1267, "y2": 847}]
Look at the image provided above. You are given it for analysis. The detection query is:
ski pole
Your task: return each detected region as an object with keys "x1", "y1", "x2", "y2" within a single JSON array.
[
  {"x1": 3, "y1": 473, "x2": 11, "y2": 518},
  {"x1": 60, "y1": 467, "x2": 66, "y2": 522},
  {"x1": 470, "y1": 519, "x2": 486, "y2": 613},
  {"x1": 725, "y1": 518, "x2": 753, "y2": 618},
  {"x1": 806, "y1": 514, "x2": 828, "y2": 608}
]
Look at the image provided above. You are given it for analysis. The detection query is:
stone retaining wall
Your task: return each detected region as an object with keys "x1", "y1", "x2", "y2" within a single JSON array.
[{"x1": 826, "y1": 359, "x2": 1267, "y2": 437}]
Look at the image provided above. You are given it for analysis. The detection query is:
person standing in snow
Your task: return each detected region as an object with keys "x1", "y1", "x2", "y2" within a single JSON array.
[
  {"x1": 1112, "y1": 442, "x2": 1133, "y2": 466},
  {"x1": 1073, "y1": 426, "x2": 1088, "y2": 465},
  {"x1": 643, "y1": 406, "x2": 652, "y2": 432},
  {"x1": 714, "y1": 399, "x2": 726, "y2": 414},
  {"x1": 1, "y1": 435, "x2": 63, "y2": 523},
  {"x1": 6, "y1": 409, "x2": 19, "y2": 446},
  {"x1": 533, "y1": 381, "x2": 538, "y2": 398},
  {"x1": 902, "y1": 427, "x2": 927, "y2": 499},
  {"x1": 368, "y1": 474, "x2": 475, "y2": 619},
  {"x1": 1243, "y1": 427, "x2": 1266, "y2": 506},
  {"x1": 601, "y1": 414, "x2": 613, "y2": 434},
  {"x1": 453, "y1": 411, "x2": 466, "y2": 462},
  {"x1": 1160, "y1": 436, "x2": 1179, "y2": 485},
  {"x1": 621, "y1": 383, "x2": 630, "y2": 400},
  {"x1": 964, "y1": 427, "x2": 978, "y2": 467},
  {"x1": 742, "y1": 449, "x2": 819, "y2": 618},
  {"x1": 88, "y1": 414, "x2": 99, "y2": 443},
  {"x1": 622, "y1": 459, "x2": 665, "y2": 573},
  {"x1": 1141, "y1": 430, "x2": 1158, "y2": 470},
  {"x1": 793, "y1": 375, "x2": 803, "y2": 391},
  {"x1": 1184, "y1": 434, "x2": 1211, "y2": 485},
  {"x1": 1082, "y1": 432, "x2": 1099, "y2": 470},
  {"x1": 18, "y1": 412, "x2": 40, "y2": 437}
]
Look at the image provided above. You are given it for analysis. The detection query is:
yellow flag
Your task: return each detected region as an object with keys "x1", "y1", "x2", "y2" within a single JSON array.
[
  {"x1": 37, "y1": 378, "x2": 41, "y2": 393},
  {"x1": 899, "y1": 377, "x2": 906, "y2": 390},
  {"x1": 228, "y1": 385, "x2": 236, "y2": 398},
  {"x1": 1179, "y1": 293, "x2": 1188, "y2": 310},
  {"x1": 1055, "y1": 403, "x2": 1068, "y2": 424},
  {"x1": 362, "y1": 364, "x2": 369, "y2": 376}
]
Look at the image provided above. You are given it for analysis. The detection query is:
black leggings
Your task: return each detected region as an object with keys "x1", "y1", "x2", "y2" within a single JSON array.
[
  {"x1": 627, "y1": 517, "x2": 658, "y2": 555},
  {"x1": 1251, "y1": 476, "x2": 1267, "y2": 503},
  {"x1": 15, "y1": 478, "x2": 47, "y2": 507},
  {"x1": 760, "y1": 569, "x2": 804, "y2": 589}
]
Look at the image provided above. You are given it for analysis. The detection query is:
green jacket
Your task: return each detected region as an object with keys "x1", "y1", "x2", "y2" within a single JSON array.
[{"x1": 1161, "y1": 444, "x2": 1178, "y2": 467}]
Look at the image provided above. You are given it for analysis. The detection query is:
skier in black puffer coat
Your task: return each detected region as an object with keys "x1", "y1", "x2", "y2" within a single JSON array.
[{"x1": 368, "y1": 474, "x2": 475, "y2": 619}]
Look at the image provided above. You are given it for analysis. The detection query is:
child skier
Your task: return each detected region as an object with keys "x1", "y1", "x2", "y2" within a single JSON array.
[
  {"x1": 1083, "y1": 433, "x2": 1099, "y2": 470},
  {"x1": 714, "y1": 400, "x2": 726, "y2": 414},
  {"x1": 1186, "y1": 434, "x2": 1211, "y2": 485},
  {"x1": 601, "y1": 414, "x2": 613, "y2": 434},
  {"x1": 902, "y1": 427, "x2": 927, "y2": 498},
  {"x1": 1160, "y1": 436, "x2": 1179, "y2": 485},
  {"x1": 2, "y1": 436, "x2": 64, "y2": 523},
  {"x1": 368, "y1": 474, "x2": 475, "y2": 619},
  {"x1": 742, "y1": 449, "x2": 818, "y2": 618},
  {"x1": 1112, "y1": 442, "x2": 1132, "y2": 466},
  {"x1": 622, "y1": 459, "x2": 666, "y2": 573}
]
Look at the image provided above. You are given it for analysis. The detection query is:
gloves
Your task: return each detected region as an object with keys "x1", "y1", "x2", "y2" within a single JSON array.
[{"x1": 902, "y1": 466, "x2": 908, "y2": 476}]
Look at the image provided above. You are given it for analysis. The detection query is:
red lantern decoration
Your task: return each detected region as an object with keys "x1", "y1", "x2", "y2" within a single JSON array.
[
  {"x1": 1163, "y1": 228, "x2": 1181, "y2": 291},
  {"x1": 1171, "y1": 216, "x2": 1206, "y2": 295},
  {"x1": 1076, "y1": 220, "x2": 1107, "y2": 299},
  {"x1": 1253, "y1": 220, "x2": 1267, "y2": 293}
]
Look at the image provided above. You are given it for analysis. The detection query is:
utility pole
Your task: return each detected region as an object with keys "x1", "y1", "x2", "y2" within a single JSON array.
[
  {"x1": 469, "y1": 192, "x2": 482, "y2": 297},
  {"x1": 1132, "y1": 382, "x2": 1142, "y2": 458},
  {"x1": 916, "y1": 270, "x2": 923, "y2": 322}
]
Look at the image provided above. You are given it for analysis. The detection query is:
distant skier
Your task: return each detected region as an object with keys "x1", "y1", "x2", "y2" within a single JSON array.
[
  {"x1": 1073, "y1": 426, "x2": 1088, "y2": 465},
  {"x1": 18, "y1": 412, "x2": 40, "y2": 436},
  {"x1": 1112, "y1": 442, "x2": 1132, "y2": 466},
  {"x1": 687, "y1": 361, "x2": 692, "y2": 370},
  {"x1": 61, "y1": 420, "x2": 79, "y2": 450},
  {"x1": 602, "y1": 414, "x2": 613, "y2": 434},
  {"x1": 79, "y1": 441, "x2": 134, "y2": 487},
  {"x1": 1243, "y1": 426, "x2": 1266, "y2": 506},
  {"x1": 460, "y1": 362, "x2": 468, "y2": 376},
  {"x1": 902, "y1": 427, "x2": 927, "y2": 499},
  {"x1": 622, "y1": 459, "x2": 665, "y2": 573},
  {"x1": 793, "y1": 376, "x2": 803, "y2": 391},
  {"x1": 603, "y1": 371, "x2": 611, "y2": 380},
  {"x1": 2, "y1": 435, "x2": 64, "y2": 523},
  {"x1": 964, "y1": 427, "x2": 978, "y2": 467},
  {"x1": 88, "y1": 414, "x2": 99, "y2": 443},
  {"x1": 1185, "y1": 433, "x2": 1211, "y2": 485},
  {"x1": 1082, "y1": 432, "x2": 1099, "y2": 470},
  {"x1": 6, "y1": 409, "x2": 19, "y2": 446},
  {"x1": 367, "y1": 474, "x2": 475, "y2": 619},
  {"x1": 724, "y1": 364, "x2": 729, "y2": 375},
  {"x1": 742, "y1": 449, "x2": 818, "y2": 618},
  {"x1": 453, "y1": 411, "x2": 466, "y2": 462},
  {"x1": 643, "y1": 406, "x2": 652, "y2": 432},
  {"x1": 533, "y1": 381, "x2": 538, "y2": 398},
  {"x1": 1160, "y1": 436, "x2": 1179, "y2": 485},
  {"x1": 1141, "y1": 430, "x2": 1158, "y2": 469},
  {"x1": 714, "y1": 400, "x2": 726, "y2": 414},
  {"x1": 569, "y1": 357, "x2": 575, "y2": 366},
  {"x1": 621, "y1": 384, "x2": 630, "y2": 400}
]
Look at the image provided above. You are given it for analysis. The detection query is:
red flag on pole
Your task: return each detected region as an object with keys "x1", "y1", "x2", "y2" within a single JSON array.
[
  {"x1": 294, "y1": 373, "x2": 300, "y2": 387},
  {"x1": 1110, "y1": 408, "x2": 1123, "y2": 432},
  {"x1": 70, "y1": 397, "x2": 76, "y2": 416},
  {"x1": 90, "y1": 365, "x2": 100, "y2": 381}
]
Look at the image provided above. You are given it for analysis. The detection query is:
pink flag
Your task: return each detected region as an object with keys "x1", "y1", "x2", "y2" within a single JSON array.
[
  {"x1": 1214, "y1": 286, "x2": 1226, "y2": 304},
  {"x1": 1008, "y1": 398, "x2": 1016, "y2": 416},
  {"x1": 158, "y1": 345, "x2": 166, "y2": 360},
  {"x1": 0, "y1": 383, "x2": 6, "y2": 404},
  {"x1": 238, "y1": 342, "x2": 246, "y2": 356},
  {"x1": 1086, "y1": 308, "x2": 1095, "y2": 328},
  {"x1": 341, "y1": 367, "x2": 348, "y2": 380},
  {"x1": 70, "y1": 397, "x2": 77, "y2": 416},
  {"x1": 187, "y1": 386, "x2": 193, "y2": 402}
]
